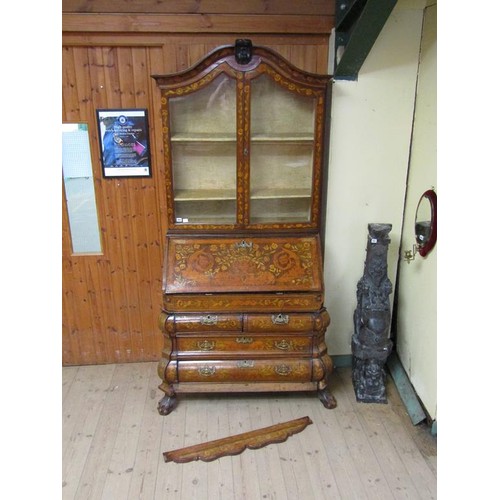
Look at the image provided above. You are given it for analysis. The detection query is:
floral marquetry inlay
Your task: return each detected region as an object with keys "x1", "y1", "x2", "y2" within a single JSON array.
[{"x1": 164, "y1": 236, "x2": 323, "y2": 294}]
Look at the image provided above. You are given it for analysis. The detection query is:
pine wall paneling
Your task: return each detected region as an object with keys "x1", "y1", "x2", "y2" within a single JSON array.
[
  {"x1": 62, "y1": 10, "x2": 334, "y2": 365},
  {"x1": 62, "y1": 0, "x2": 335, "y2": 15}
]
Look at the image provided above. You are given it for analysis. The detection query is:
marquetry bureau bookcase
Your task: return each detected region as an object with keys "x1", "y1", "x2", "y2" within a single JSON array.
[{"x1": 153, "y1": 40, "x2": 337, "y2": 415}]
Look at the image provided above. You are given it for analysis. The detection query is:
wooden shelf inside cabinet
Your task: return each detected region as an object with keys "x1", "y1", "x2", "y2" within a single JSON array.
[
  {"x1": 171, "y1": 133, "x2": 237, "y2": 142},
  {"x1": 154, "y1": 40, "x2": 335, "y2": 416},
  {"x1": 251, "y1": 134, "x2": 314, "y2": 143},
  {"x1": 251, "y1": 188, "x2": 311, "y2": 200},
  {"x1": 175, "y1": 188, "x2": 311, "y2": 202},
  {"x1": 175, "y1": 189, "x2": 236, "y2": 201},
  {"x1": 171, "y1": 134, "x2": 314, "y2": 144}
]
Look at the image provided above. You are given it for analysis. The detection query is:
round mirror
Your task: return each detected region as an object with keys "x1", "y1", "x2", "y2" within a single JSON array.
[{"x1": 415, "y1": 189, "x2": 437, "y2": 257}]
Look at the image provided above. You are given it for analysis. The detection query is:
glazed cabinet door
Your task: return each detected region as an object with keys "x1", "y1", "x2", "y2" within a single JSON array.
[
  {"x1": 155, "y1": 42, "x2": 330, "y2": 233},
  {"x1": 248, "y1": 73, "x2": 317, "y2": 226},
  {"x1": 168, "y1": 72, "x2": 238, "y2": 226}
]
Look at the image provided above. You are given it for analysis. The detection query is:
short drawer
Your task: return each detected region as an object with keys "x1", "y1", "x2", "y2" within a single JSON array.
[
  {"x1": 177, "y1": 359, "x2": 312, "y2": 383},
  {"x1": 174, "y1": 314, "x2": 242, "y2": 332},
  {"x1": 176, "y1": 334, "x2": 312, "y2": 356},
  {"x1": 244, "y1": 313, "x2": 315, "y2": 332}
]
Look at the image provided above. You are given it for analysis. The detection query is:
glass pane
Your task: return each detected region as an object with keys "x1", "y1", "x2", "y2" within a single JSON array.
[
  {"x1": 62, "y1": 124, "x2": 102, "y2": 254},
  {"x1": 169, "y1": 73, "x2": 237, "y2": 225},
  {"x1": 249, "y1": 74, "x2": 316, "y2": 224}
]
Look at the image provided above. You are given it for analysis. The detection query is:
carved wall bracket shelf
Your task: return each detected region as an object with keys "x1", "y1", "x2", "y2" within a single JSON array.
[{"x1": 163, "y1": 416, "x2": 313, "y2": 463}]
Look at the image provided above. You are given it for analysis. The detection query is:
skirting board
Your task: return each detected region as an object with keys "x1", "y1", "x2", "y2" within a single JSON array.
[{"x1": 332, "y1": 354, "x2": 353, "y2": 368}]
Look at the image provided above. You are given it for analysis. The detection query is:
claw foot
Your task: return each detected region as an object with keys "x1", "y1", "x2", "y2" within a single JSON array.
[
  {"x1": 158, "y1": 394, "x2": 177, "y2": 416},
  {"x1": 318, "y1": 388, "x2": 337, "y2": 409}
]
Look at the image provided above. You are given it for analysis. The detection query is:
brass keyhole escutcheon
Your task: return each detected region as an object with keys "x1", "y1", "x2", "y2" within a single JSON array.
[
  {"x1": 237, "y1": 360, "x2": 255, "y2": 368},
  {"x1": 236, "y1": 337, "x2": 254, "y2": 344},
  {"x1": 275, "y1": 364, "x2": 292, "y2": 376},
  {"x1": 200, "y1": 315, "x2": 217, "y2": 325},
  {"x1": 272, "y1": 313, "x2": 289, "y2": 325},
  {"x1": 198, "y1": 365, "x2": 216, "y2": 376},
  {"x1": 275, "y1": 339, "x2": 292, "y2": 350},
  {"x1": 197, "y1": 340, "x2": 215, "y2": 351}
]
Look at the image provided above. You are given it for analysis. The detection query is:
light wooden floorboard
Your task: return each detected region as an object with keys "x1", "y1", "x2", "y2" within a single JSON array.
[
  {"x1": 62, "y1": 364, "x2": 117, "y2": 499},
  {"x1": 62, "y1": 365, "x2": 79, "y2": 402},
  {"x1": 62, "y1": 362, "x2": 437, "y2": 500}
]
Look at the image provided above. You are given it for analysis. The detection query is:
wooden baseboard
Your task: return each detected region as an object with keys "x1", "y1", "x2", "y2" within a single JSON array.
[{"x1": 332, "y1": 354, "x2": 352, "y2": 367}]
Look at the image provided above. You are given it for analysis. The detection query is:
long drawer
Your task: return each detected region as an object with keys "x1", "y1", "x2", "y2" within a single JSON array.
[
  {"x1": 177, "y1": 359, "x2": 312, "y2": 383},
  {"x1": 176, "y1": 334, "x2": 312, "y2": 356}
]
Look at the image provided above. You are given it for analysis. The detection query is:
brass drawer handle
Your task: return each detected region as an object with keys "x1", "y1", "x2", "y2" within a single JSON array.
[
  {"x1": 200, "y1": 314, "x2": 218, "y2": 325},
  {"x1": 236, "y1": 337, "x2": 254, "y2": 344},
  {"x1": 198, "y1": 365, "x2": 216, "y2": 376},
  {"x1": 272, "y1": 313, "x2": 289, "y2": 325},
  {"x1": 237, "y1": 360, "x2": 255, "y2": 368},
  {"x1": 275, "y1": 339, "x2": 292, "y2": 350},
  {"x1": 197, "y1": 340, "x2": 215, "y2": 351},
  {"x1": 275, "y1": 364, "x2": 292, "y2": 376}
]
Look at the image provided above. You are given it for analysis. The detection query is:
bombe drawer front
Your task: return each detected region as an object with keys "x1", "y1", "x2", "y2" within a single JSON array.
[
  {"x1": 165, "y1": 314, "x2": 243, "y2": 333},
  {"x1": 244, "y1": 313, "x2": 315, "y2": 332},
  {"x1": 176, "y1": 334, "x2": 312, "y2": 356},
  {"x1": 177, "y1": 359, "x2": 312, "y2": 383}
]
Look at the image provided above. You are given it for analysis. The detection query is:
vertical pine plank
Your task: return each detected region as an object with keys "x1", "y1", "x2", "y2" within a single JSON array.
[
  {"x1": 122, "y1": 46, "x2": 156, "y2": 360},
  {"x1": 176, "y1": 44, "x2": 189, "y2": 73},
  {"x1": 315, "y1": 43, "x2": 330, "y2": 74},
  {"x1": 63, "y1": 258, "x2": 98, "y2": 364},
  {"x1": 81, "y1": 258, "x2": 109, "y2": 363},
  {"x1": 187, "y1": 43, "x2": 209, "y2": 68},
  {"x1": 62, "y1": 46, "x2": 99, "y2": 365},
  {"x1": 62, "y1": 46, "x2": 80, "y2": 122},
  {"x1": 104, "y1": 46, "x2": 140, "y2": 362},
  {"x1": 131, "y1": 45, "x2": 161, "y2": 296},
  {"x1": 62, "y1": 223, "x2": 82, "y2": 365},
  {"x1": 88, "y1": 47, "x2": 133, "y2": 362}
]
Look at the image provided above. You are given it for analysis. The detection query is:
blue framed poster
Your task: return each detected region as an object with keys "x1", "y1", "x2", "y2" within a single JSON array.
[{"x1": 97, "y1": 108, "x2": 151, "y2": 178}]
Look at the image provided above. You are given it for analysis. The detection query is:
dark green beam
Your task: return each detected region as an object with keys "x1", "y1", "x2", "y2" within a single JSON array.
[{"x1": 334, "y1": 0, "x2": 397, "y2": 80}]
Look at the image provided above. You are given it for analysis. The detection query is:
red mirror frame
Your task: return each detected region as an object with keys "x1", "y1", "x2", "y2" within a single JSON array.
[{"x1": 416, "y1": 189, "x2": 437, "y2": 257}]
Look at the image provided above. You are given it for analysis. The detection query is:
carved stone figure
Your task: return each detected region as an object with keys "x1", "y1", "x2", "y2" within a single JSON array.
[{"x1": 352, "y1": 223, "x2": 393, "y2": 403}]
